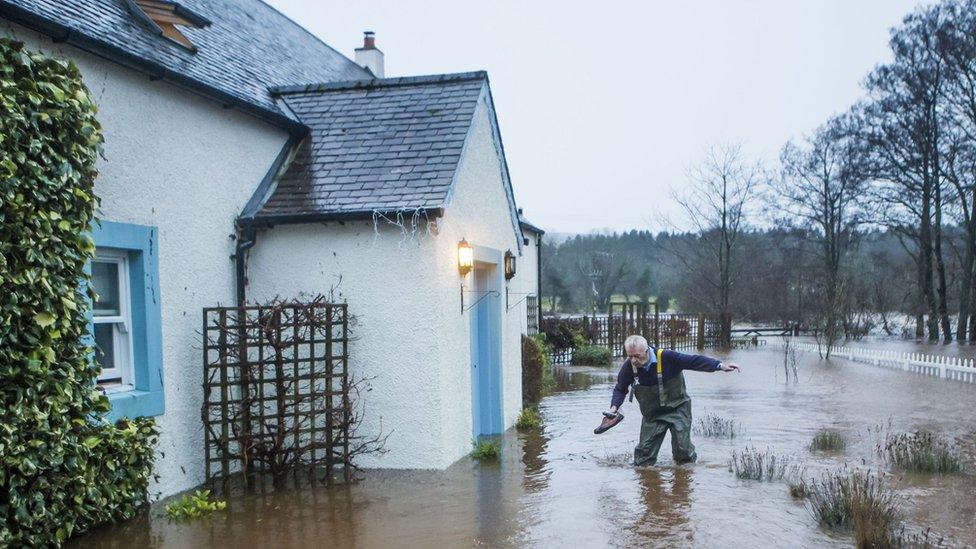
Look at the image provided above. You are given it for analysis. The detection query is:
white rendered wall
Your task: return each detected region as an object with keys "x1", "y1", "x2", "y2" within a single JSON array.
[
  {"x1": 517, "y1": 230, "x2": 540, "y2": 333},
  {"x1": 246, "y1": 222, "x2": 451, "y2": 468},
  {"x1": 247, "y1": 90, "x2": 525, "y2": 469},
  {"x1": 431, "y1": 93, "x2": 524, "y2": 464},
  {"x1": 6, "y1": 24, "x2": 291, "y2": 498}
]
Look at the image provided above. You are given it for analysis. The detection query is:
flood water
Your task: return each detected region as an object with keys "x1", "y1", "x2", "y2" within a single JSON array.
[{"x1": 71, "y1": 348, "x2": 976, "y2": 548}]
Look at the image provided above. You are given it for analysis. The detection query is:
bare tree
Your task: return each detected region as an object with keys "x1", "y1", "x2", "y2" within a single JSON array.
[
  {"x1": 862, "y1": 3, "x2": 953, "y2": 341},
  {"x1": 672, "y1": 144, "x2": 762, "y2": 345},
  {"x1": 939, "y1": 0, "x2": 976, "y2": 339},
  {"x1": 575, "y1": 249, "x2": 629, "y2": 313},
  {"x1": 773, "y1": 115, "x2": 866, "y2": 356}
]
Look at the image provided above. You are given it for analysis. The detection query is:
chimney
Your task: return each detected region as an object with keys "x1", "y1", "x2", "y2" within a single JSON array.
[{"x1": 355, "y1": 31, "x2": 384, "y2": 78}]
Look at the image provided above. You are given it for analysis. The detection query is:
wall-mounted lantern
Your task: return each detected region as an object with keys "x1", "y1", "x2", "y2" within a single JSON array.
[
  {"x1": 504, "y1": 250, "x2": 516, "y2": 280},
  {"x1": 458, "y1": 238, "x2": 473, "y2": 276}
]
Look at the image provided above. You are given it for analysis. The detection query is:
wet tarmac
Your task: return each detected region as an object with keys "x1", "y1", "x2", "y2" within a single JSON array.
[{"x1": 71, "y1": 347, "x2": 976, "y2": 548}]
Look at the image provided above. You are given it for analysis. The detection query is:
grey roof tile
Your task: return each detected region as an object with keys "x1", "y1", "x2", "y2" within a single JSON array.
[
  {"x1": 3, "y1": 0, "x2": 370, "y2": 121},
  {"x1": 253, "y1": 72, "x2": 486, "y2": 219}
]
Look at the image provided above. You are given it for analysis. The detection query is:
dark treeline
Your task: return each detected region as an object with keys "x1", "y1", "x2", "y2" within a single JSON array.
[
  {"x1": 543, "y1": 0, "x2": 976, "y2": 347},
  {"x1": 542, "y1": 228, "x2": 915, "y2": 335}
]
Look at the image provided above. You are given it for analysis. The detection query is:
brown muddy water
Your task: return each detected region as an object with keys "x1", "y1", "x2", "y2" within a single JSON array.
[{"x1": 71, "y1": 348, "x2": 976, "y2": 548}]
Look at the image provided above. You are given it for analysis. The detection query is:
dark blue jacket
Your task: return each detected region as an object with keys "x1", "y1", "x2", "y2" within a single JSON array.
[{"x1": 610, "y1": 348, "x2": 722, "y2": 408}]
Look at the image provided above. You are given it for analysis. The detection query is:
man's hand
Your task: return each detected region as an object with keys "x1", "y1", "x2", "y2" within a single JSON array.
[{"x1": 719, "y1": 362, "x2": 741, "y2": 372}]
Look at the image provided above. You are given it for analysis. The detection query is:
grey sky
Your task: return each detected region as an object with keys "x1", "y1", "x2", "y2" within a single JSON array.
[{"x1": 266, "y1": 0, "x2": 924, "y2": 234}]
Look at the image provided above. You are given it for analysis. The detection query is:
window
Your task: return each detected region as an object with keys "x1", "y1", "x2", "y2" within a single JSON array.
[
  {"x1": 92, "y1": 250, "x2": 134, "y2": 388},
  {"x1": 89, "y1": 221, "x2": 165, "y2": 420},
  {"x1": 123, "y1": 0, "x2": 212, "y2": 52}
]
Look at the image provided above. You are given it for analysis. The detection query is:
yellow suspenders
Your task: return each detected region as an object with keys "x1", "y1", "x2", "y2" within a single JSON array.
[{"x1": 629, "y1": 347, "x2": 666, "y2": 403}]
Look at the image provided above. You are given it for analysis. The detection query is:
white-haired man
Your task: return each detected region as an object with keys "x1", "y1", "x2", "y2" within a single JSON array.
[{"x1": 595, "y1": 334, "x2": 740, "y2": 466}]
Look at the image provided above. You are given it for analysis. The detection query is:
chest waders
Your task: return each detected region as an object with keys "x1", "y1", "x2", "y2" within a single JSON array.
[{"x1": 631, "y1": 348, "x2": 698, "y2": 466}]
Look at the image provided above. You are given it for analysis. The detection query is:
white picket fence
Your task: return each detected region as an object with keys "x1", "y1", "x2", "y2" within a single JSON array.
[{"x1": 783, "y1": 341, "x2": 976, "y2": 384}]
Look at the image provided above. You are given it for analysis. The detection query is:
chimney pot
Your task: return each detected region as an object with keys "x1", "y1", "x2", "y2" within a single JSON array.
[{"x1": 355, "y1": 30, "x2": 384, "y2": 78}]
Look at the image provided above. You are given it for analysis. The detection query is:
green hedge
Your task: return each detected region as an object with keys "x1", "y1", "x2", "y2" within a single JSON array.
[
  {"x1": 571, "y1": 345, "x2": 612, "y2": 366},
  {"x1": 0, "y1": 38, "x2": 158, "y2": 545}
]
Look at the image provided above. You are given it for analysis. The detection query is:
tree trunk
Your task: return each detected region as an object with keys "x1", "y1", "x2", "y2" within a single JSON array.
[
  {"x1": 920, "y1": 188, "x2": 938, "y2": 341},
  {"x1": 933, "y1": 185, "x2": 952, "y2": 341},
  {"x1": 957, "y1": 248, "x2": 974, "y2": 341}
]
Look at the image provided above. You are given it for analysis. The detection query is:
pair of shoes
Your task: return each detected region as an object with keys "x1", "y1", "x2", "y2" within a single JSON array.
[{"x1": 594, "y1": 411, "x2": 624, "y2": 434}]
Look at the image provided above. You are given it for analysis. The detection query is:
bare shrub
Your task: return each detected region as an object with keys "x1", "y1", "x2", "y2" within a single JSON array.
[
  {"x1": 729, "y1": 447, "x2": 792, "y2": 481},
  {"x1": 880, "y1": 431, "x2": 962, "y2": 474},
  {"x1": 693, "y1": 412, "x2": 738, "y2": 438},
  {"x1": 807, "y1": 469, "x2": 900, "y2": 545}
]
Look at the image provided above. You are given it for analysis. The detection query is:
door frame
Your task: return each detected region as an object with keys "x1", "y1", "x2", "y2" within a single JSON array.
[{"x1": 467, "y1": 244, "x2": 504, "y2": 437}]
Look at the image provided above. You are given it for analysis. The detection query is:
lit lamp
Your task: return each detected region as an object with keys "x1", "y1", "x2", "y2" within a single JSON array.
[
  {"x1": 458, "y1": 238, "x2": 473, "y2": 276},
  {"x1": 504, "y1": 250, "x2": 516, "y2": 280}
]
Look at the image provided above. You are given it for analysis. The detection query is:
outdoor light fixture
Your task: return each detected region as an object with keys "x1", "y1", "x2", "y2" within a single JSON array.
[
  {"x1": 458, "y1": 238, "x2": 473, "y2": 276},
  {"x1": 504, "y1": 250, "x2": 516, "y2": 280}
]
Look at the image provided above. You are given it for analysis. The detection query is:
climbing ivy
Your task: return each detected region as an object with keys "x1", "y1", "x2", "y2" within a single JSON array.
[{"x1": 0, "y1": 38, "x2": 158, "y2": 545}]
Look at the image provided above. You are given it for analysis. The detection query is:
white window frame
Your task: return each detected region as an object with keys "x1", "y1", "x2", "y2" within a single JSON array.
[{"x1": 92, "y1": 249, "x2": 134, "y2": 391}]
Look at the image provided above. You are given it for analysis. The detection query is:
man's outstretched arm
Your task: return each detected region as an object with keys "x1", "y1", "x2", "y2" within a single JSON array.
[{"x1": 664, "y1": 349, "x2": 741, "y2": 373}]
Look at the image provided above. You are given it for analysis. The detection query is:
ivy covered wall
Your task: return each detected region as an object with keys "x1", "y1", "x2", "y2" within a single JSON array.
[{"x1": 0, "y1": 38, "x2": 158, "y2": 545}]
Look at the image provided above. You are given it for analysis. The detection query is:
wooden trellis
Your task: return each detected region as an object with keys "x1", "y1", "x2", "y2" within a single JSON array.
[{"x1": 202, "y1": 301, "x2": 349, "y2": 485}]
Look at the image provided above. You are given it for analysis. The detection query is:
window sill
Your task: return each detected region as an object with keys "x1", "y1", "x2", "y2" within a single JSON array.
[
  {"x1": 105, "y1": 388, "x2": 165, "y2": 422},
  {"x1": 99, "y1": 382, "x2": 134, "y2": 395}
]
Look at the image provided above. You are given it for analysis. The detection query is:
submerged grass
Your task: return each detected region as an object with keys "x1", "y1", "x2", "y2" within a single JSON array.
[
  {"x1": 729, "y1": 447, "x2": 791, "y2": 481},
  {"x1": 880, "y1": 431, "x2": 962, "y2": 474},
  {"x1": 471, "y1": 440, "x2": 501, "y2": 461},
  {"x1": 807, "y1": 469, "x2": 900, "y2": 547},
  {"x1": 810, "y1": 429, "x2": 846, "y2": 452},
  {"x1": 693, "y1": 412, "x2": 738, "y2": 439},
  {"x1": 516, "y1": 407, "x2": 542, "y2": 430}
]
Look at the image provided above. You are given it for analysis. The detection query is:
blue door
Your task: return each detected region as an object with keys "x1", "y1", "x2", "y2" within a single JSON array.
[{"x1": 470, "y1": 265, "x2": 503, "y2": 436}]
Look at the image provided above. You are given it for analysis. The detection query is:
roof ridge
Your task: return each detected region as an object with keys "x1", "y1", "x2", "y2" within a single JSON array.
[
  {"x1": 253, "y1": 0, "x2": 371, "y2": 79},
  {"x1": 270, "y1": 70, "x2": 488, "y2": 95}
]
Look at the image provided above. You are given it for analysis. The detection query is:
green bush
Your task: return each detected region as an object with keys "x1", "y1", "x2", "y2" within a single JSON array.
[
  {"x1": 522, "y1": 335, "x2": 546, "y2": 403},
  {"x1": 0, "y1": 38, "x2": 158, "y2": 545},
  {"x1": 471, "y1": 440, "x2": 501, "y2": 461},
  {"x1": 571, "y1": 344, "x2": 611, "y2": 366},
  {"x1": 515, "y1": 407, "x2": 542, "y2": 429},
  {"x1": 165, "y1": 490, "x2": 227, "y2": 521},
  {"x1": 810, "y1": 429, "x2": 846, "y2": 452}
]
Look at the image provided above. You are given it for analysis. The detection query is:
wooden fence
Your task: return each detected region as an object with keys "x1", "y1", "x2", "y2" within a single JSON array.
[
  {"x1": 540, "y1": 311, "x2": 721, "y2": 364},
  {"x1": 785, "y1": 340, "x2": 976, "y2": 383}
]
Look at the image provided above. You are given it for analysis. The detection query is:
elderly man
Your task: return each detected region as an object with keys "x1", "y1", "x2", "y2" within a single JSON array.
[{"x1": 596, "y1": 334, "x2": 740, "y2": 466}]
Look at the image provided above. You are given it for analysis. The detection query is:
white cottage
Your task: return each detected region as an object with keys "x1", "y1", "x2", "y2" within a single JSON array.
[{"x1": 1, "y1": 0, "x2": 539, "y2": 497}]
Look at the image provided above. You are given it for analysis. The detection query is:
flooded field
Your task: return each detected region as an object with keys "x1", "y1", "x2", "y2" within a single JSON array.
[{"x1": 71, "y1": 347, "x2": 976, "y2": 548}]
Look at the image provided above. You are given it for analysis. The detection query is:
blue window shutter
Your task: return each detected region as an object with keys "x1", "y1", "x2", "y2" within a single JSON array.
[{"x1": 90, "y1": 220, "x2": 165, "y2": 421}]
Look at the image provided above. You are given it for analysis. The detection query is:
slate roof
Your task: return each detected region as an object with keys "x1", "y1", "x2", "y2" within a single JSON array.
[
  {"x1": 519, "y1": 216, "x2": 545, "y2": 235},
  {"x1": 245, "y1": 72, "x2": 488, "y2": 222},
  {"x1": 0, "y1": 0, "x2": 370, "y2": 127}
]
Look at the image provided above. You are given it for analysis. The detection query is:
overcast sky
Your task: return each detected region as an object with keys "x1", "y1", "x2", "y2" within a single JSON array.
[{"x1": 266, "y1": 0, "x2": 925, "y2": 234}]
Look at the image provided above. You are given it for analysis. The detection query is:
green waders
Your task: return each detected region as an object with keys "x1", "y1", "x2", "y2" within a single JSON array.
[{"x1": 632, "y1": 348, "x2": 697, "y2": 466}]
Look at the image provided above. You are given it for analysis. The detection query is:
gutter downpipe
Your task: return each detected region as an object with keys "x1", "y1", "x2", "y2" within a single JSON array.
[
  {"x1": 234, "y1": 225, "x2": 257, "y2": 307},
  {"x1": 537, "y1": 233, "x2": 543, "y2": 325}
]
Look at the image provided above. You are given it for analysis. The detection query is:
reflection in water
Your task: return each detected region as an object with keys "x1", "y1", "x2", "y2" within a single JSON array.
[
  {"x1": 630, "y1": 467, "x2": 693, "y2": 546},
  {"x1": 71, "y1": 349, "x2": 976, "y2": 548},
  {"x1": 519, "y1": 428, "x2": 551, "y2": 493}
]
